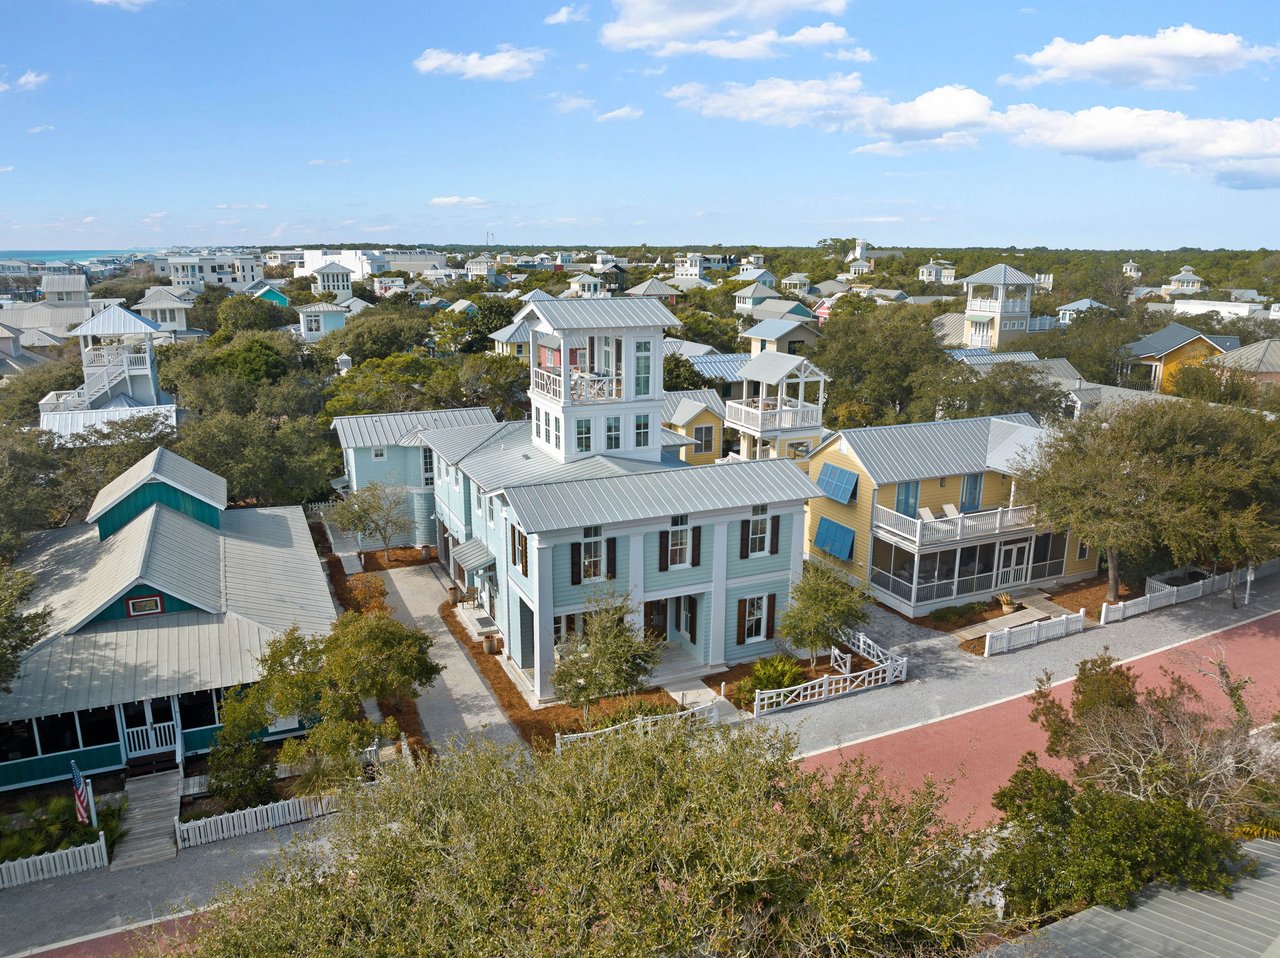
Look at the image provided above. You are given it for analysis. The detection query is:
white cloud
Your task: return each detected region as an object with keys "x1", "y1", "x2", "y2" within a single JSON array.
[
  {"x1": 81, "y1": 216, "x2": 96, "y2": 224},
  {"x1": 308, "y1": 158, "x2": 351, "y2": 166},
  {"x1": 17, "y1": 71, "x2": 48, "y2": 91},
  {"x1": 601, "y1": 0, "x2": 847, "y2": 51},
  {"x1": 544, "y1": 4, "x2": 587, "y2": 24},
  {"x1": 649, "y1": 21, "x2": 860, "y2": 59},
  {"x1": 412, "y1": 44, "x2": 546, "y2": 81},
  {"x1": 596, "y1": 105, "x2": 644, "y2": 121},
  {"x1": 430, "y1": 196, "x2": 490, "y2": 207},
  {"x1": 825, "y1": 47, "x2": 874, "y2": 62},
  {"x1": 1002, "y1": 24, "x2": 1280, "y2": 90},
  {"x1": 550, "y1": 92, "x2": 595, "y2": 112},
  {"x1": 0, "y1": 166, "x2": 13, "y2": 174},
  {"x1": 27, "y1": 125, "x2": 53, "y2": 133},
  {"x1": 87, "y1": 0, "x2": 158, "y2": 8},
  {"x1": 139, "y1": 211, "x2": 168, "y2": 224},
  {"x1": 215, "y1": 202, "x2": 267, "y2": 210},
  {"x1": 849, "y1": 215, "x2": 905, "y2": 223},
  {"x1": 0, "y1": 83, "x2": 8, "y2": 93},
  {"x1": 641, "y1": 65, "x2": 667, "y2": 76},
  {"x1": 215, "y1": 218, "x2": 240, "y2": 226}
]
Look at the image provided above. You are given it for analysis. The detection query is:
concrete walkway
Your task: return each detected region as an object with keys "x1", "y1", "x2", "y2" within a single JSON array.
[
  {"x1": 109, "y1": 771, "x2": 180, "y2": 870},
  {"x1": 320, "y1": 517, "x2": 362, "y2": 575},
  {"x1": 378, "y1": 564, "x2": 522, "y2": 750}
]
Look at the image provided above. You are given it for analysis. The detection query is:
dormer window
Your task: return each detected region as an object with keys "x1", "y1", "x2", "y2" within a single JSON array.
[{"x1": 127, "y1": 595, "x2": 163, "y2": 617}]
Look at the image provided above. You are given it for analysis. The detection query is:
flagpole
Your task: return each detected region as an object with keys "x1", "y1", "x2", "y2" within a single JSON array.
[{"x1": 86, "y1": 777, "x2": 98, "y2": 829}]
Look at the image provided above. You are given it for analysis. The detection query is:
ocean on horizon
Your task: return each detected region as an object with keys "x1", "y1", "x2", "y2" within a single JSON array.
[{"x1": 0, "y1": 248, "x2": 159, "y2": 262}]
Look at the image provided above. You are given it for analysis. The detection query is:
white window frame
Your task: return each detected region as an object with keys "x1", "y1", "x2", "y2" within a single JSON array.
[
  {"x1": 372, "y1": 447, "x2": 387, "y2": 462},
  {"x1": 582, "y1": 525, "x2": 603, "y2": 581},
  {"x1": 744, "y1": 595, "x2": 766, "y2": 643},
  {"x1": 305, "y1": 315, "x2": 322, "y2": 334},
  {"x1": 488, "y1": 496, "x2": 496, "y2": 527},
  {"x1": 605, "y1": 416, "x2": 621, "y2": 451},
  {"x1": 634, "y1": 340, "x2": 652, "y2": 396},
  {"x1": 635, "y1": 414, "x2": 650, "y2": 448},
  {"x1": 127, "y1": 595, "x2": 164, "y2": 617},
  {"x1": 575, "y1": 418, "x2": 592, "y2": 454},
  {"x1": 421, "y1": 449, "x2": 434, "y2": 487},
  {"x1": 675, "y1": 595, "x2": 694, "y2": 637},
  {"x1": 692, "y1": 424, "x2": 714, "y2": 454},
  {"x1": 554, "y1": 416, "x2": 562, "y2": 450},
  {"x1": 749, "y1": 505, "x2": 770, "y2": 556},
  {"x1": 668, "y1": 514, "x2": 690, "y2": 568}
]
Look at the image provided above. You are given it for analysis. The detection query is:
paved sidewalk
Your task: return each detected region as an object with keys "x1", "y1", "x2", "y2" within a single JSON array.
[
  {"x1": 379, "y1": 564, "x2": 522, "y2": 750},
  {"x1": 766, "y1": 578, "x2": 1280, "y2": 755}
]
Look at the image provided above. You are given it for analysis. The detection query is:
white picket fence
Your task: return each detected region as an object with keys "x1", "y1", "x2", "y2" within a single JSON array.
[
  {"x1": 0, "y1": 831, "x2": 107, "y2": 889},
  {"x1": 175, "y1": 796, "x2": 333, "y2": 849},
  {"x1": 984, "y1": 609, "x2": 1087, "y2": 656},
  {"x1": 554, "y1": 701, "x2": 716, "y2": 754},
  {"x1": 1101, "y1": 559, "x2": 1280, "y2": 625},
  {"x1": 753, "y1": 631, "x2": 907, "y2": 718}
]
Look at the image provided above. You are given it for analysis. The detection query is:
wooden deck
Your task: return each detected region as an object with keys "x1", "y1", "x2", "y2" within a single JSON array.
[{"x1": 110, "y1": 770, "x2": 181, "y2": 870}]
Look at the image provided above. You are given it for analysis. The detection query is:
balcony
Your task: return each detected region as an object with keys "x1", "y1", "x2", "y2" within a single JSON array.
[
  {"x1": 967, "y1": 297, "x2": 1030, "y2": 314},
  {"x1": 872, "y1": 503, "x2": 1037, "y2": 548},
  {"x1": 726, "y1": 398, "x2": 822, "y2": 433},
  {"x1": 531, "y1": 366, "x2": 623, "y2": 403},
  {"x1": 82, "y1": 346, "x2": 150, "y2": 370}
]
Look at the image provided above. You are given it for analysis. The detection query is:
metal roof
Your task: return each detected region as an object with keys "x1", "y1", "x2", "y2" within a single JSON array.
[
  {"x1": 332, "y1": 407, "x2": 497, "y2": 449},
  {"x1": 1058, "y1": 298, "x2": 1111, "y2": 312},
  {"x1": 67, "y1": 304, "x2": 161, "y2": 337},
  {"x1": 667, "y1": 275, "x2": 714, "y2": 291},
  {"x1": 1125, "y1": 323, "x2": 1240, "y2": 359},
  {"x1": 990, "y1": 839, "x2": 1280, "y2": 958},
  {"x1": 734, "y1": 282, "x2": 780, "y2": 300},
  {"x1": 41, "y1": 275, "x2": 88, "y2": 293},
  {"x1": 87, "y1": 447, "x2": 227, "y2": 522},
  {"x1": 297, "y1": 301, "x2": 348, "y2": 313},
  {"x1": 514, "y1": 297, "x2": 678, "y2": 331},
  {"x1": 519, "y1": 288, "x2": 556, "y2": 302},
  {"x1": 313, "y1": 262, "x2": 353, "y2": 274},
  {"x1": 932, "y1": 312, "x2": 966, "y2": 346},
  {"x1": 489, "y1": 317, "x2": 532, "y2": 344},
  {"x1": 737, "y1": 350, "x2": 828, "y2": 385},
  {"x1": 452, "y1": 537, "x2": 495, "y2": 573},
  {"x1": 660, "y1": 428, "x2": 697, "y2": 447},
  {"x1": 504, "y1": 458, "x2": 821, "y2": 534},
  {"x1": 834, "y1": 414, "x2": 1042, "y2": 485},
  {"x1": 689, "y1": 352, "x2": 750, "y2": 382},
  {"x1": 662, "y1": 337, "x2": 718, "y2": 357},
  {"x1": 1211, "y1": 338, "x2": 1280, "y2": 373},
  {"x1": 425, "y1": 421, "x2": 512, "y2": 466},
  {"x1": 961, "y1": 263, "x2": 1038, "y2": 287},
  {"x1": 815, "y1": 280, "x2": 849, "y2": 296},
  {"x1": 744, "y1": 318, "x2": 809, "y2": 341},
  {"x1": 132, "y1": 288, "x2": 191, "y2": 311},
  {"x1": 627, "y1": 278, "x2": 680, "y2": 297},
  {"x1": 38, "y1": 406, "x2": 179, "y2": 442},
  {"x1": 752, "y1": 298, "x2": 814, "y2": 319},
  {"x1": 2, "y1": 504, "x2": 336, "y2": 723},
  {"x1": 662, "y1": 388, "x2": 726, "y2": 426}
]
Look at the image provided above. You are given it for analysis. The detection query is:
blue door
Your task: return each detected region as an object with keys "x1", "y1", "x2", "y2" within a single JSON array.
[
  {"x1": 895, "y1": 481, "x2": 920, "y2": 517},
  {"x1": 960, "y1": 473, "x2": 983, "y2": 513}
]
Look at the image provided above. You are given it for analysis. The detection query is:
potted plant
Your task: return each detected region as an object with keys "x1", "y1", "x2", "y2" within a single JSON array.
[{"x1": 996, "y1": 592, "x2": 1016, "y2": 614}]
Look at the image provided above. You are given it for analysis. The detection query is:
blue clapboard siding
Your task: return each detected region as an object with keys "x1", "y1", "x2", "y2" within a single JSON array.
[
  {"x1": 97, "y1": 481, "x2": 220, "y2": 540},
  {"x1": 642, "y1": 528, "x2": 714, "y2": 592},
  {"x1": 722, "y1": 578, "x2": 792, "y2": 665},
  {"x1": 551, "y1": 537, "x2": 631, "y2": 608},
  {"x1": 0, "y1": 743, "x2": 124, "y2": 790},
  {"x1": 661, "y1": 589, "x2": 712, "y2": 664},
  {"x1": 89, "y1": 584, "x2": 198, "y2": 625},
  {"x1": 725, "y1": 513, "x2": 794, "y2": 580}
]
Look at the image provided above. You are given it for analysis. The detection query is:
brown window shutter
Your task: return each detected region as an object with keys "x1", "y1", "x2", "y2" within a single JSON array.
[
  {"x1": 570, "y1": 542, "x2": 582, "y2": 585},
  {"x1": 769, "y1": 515, "x2": 781, "y2": 555},
  {"x1": 766, "y1": 593, "x2": 777, "y2": 639},
  {"x1": 739, "y1": 520, "x2": 750, "y2": 560},
  {"x1": 606, "y1": 537, "x2": 617, "y2": 579},
  {"x1": 510, "y1": 526, "x2": 517, "y2": 565},
  {"x1": 736, "y1": 598, "x2": 747, "y2": 645},
  {"x1": 687, "y1": 596, "x2": 698, "y2": 644},
  {"x1": 658, "y1": 530, "x2": 670, "y2": 572},
  {"x1": 691, "y1": 526, "x2": 702, "y2": 567},
  {"x1": 520, "y1": 534, "x2": 528, "y2": 577}
]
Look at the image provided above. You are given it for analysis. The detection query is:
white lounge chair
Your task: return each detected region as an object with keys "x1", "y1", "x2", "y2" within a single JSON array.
[
  {"x1": 941, "y1": 503, "x2": 961, "y2": 519},
  {"x1": 918, "y1": 506, "x2": 938, "y2": 522}
]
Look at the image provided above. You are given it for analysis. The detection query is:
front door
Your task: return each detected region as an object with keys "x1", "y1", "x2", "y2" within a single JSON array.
[
  {"x1": 643, "y1": 599, "x2": 668, "y2": 642},
  {"x1": 121, "y1": 698, "x2": 178, "y2": 757},
  {"x1": 997, "y1": 543, "x2": 1029, "y2": 588}
]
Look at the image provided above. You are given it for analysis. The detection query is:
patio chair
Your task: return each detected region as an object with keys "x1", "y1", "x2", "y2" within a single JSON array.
[
  {"x1": 941, "y1": 503, "x2": 961, "y2": 519},
  {"x1": 918, "y1": 506, "x2": 938, "y2": 522}
]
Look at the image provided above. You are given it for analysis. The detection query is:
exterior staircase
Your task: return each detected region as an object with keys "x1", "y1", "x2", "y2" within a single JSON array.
[
  {"x1": 39, "y1": 352, "x2": 130, "y2": 413},
  {"x1": 110, "y1": 769, "x2": 182, "y2": 870}
]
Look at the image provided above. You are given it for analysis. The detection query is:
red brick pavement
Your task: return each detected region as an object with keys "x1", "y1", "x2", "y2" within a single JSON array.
[
  {"x1": 802, "y1": 611, "x2": 1280, "y2": 828},
  {"x1": 19, "y1": 913, "x2": 200, "y2": 958}
]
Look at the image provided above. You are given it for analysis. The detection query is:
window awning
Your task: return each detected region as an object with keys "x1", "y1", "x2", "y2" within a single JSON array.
[{"x1": 453, "y1": 537, "x2": 495, "y2": 573}]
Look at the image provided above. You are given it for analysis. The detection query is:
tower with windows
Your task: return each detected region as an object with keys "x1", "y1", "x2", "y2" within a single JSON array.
[
  {"x1": 959, "y1": 263, "x2": 1036, "y2": 349},
  {"x1": 521, "y1": 298, "x2": 672, "y2": 464}
]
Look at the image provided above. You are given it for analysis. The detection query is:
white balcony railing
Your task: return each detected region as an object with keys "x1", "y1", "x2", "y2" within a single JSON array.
[
  {"x1": 531, "y1": 367, "x2": 562, "y2": 400},
  {"x1": 872, "y1": 503, "x2": 1037, "y2": 547},
  {"x1": 967, "y1": 298, "x2": 1030, "y2": 314},
  {"x1": 82, "y1": 346, "x2": 150, "y2": 369},
  {"x1": 725, "y1": 399, "x2": 822, "y2": 433},
  {"x1": 531, "y1": 368, "x2": 624, "y2": 403}
]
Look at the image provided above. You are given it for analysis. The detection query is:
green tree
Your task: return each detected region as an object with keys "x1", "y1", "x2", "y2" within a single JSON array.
[
  {"x1": 0, "y1": 566, "x2": 51, "y2": 693},
  {"x1": 323, "y1": 350, "x2": 439, "y2": 418},
  {"x1": 215, "y1": 295, "x2": 297, "y2": 335},
  {"x1": 672, "y1": 310, "x2": 742, "y2": 354},
  {"x1": 551, "y1": 592, "x2": 662, "y2": 723},
  {"x1": 328, "y1": 483, "x2": 412, "y2": 561},
  {"x1": 88, "y1": 275, "x2": 170, "y2": 306},
  {"x1": 779, "y1": 560, "x2": 871, "y2": 666},
  {"x1": 0, "y1": 359, "x2": 85, "y2": 426},
  {"x1": 208, "y1": 686, "x2": 277, "y2": 812},
  {"x1": 172, "y1": 725, "x2": 994, "y2": 958},
  {"x1": 663, "y1": 352, "x2": 715, "y2": 391},
  {"x1": 907, "y1": 361, "x2": 1070, "y2": 423},
  {"x1": 314, "y1": 308, "x2": 434, "y2": 365},
  {"x1": 419, "y1": 353, "x2": 528, "y2": 420},
  {"x1": 0, "y1": 425, "x2": 61, "y2": 557},
  {"x1": 55, "y1": 412, "x2": 178, "y2": 517},
  {"x1": 187, "y1": 285, "x2": 233, "y2": 332}
]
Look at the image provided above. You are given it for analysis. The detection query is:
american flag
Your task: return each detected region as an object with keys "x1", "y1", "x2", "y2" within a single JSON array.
[{"x1": 70, "y1": 761, "x2": 89, "y2": 825}]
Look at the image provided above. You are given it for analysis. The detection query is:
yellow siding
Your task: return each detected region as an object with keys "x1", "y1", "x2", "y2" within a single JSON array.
[
  {"x1": 1063, "y1": 533, "x2": 1099, "y2": 577},
  {"x1": 1157, "y1": 339, "x2": 1223, "y2": 393},
  {"x1": 673, "y1": 409, "x2": 723, "y2": 465},
  {"x1": 878, "y1": 470, "x2": 1013, "y2": 517},
  {"x1": 803, "y1": 441, "x2": 875, "y2": 579}
]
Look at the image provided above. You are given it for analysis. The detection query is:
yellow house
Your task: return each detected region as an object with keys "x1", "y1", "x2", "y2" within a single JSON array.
[
  {"x1": 489, "y1": 317, "x2": 532, "y2": 359},
  {"x1": 804, "y1": 414, "x2": 1098, "y2": 617},
  {"x1": 743, "y1": 317, "x2": 819, "y2": 356},
  {"x1": 1124, "y1": 323, "x2": 1241, "y2": 392},
  {"x1": 661, "y1": 389, "x2": 726, "y2": 464}
]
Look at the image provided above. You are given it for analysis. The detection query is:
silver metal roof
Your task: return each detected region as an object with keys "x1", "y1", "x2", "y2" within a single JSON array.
[
  {"x1": 688, "y1": 352, "x2": 750, "y2": 382},
  {"x1": 67, "y1": 304, "x2": 160, "y2": 337},
  {"x1": 38, "y1": 406, "x2": 178, "y2": 442},
  {"x1": 751, "y1": 298, "x2": 814, "y2": 320},
  {"x1": 332, "y1": 407, "x2": 497, "y2": 450},
  {"x1": 835, "y1": 414, "x2": 1041, "y2": 485},
  {"x1": 990, "y1": 839, "x2": 1280, "y2": 958},
  {"x1": 87, "y1": 447, "x2": 227, "y2": 522},
  {"x1": 626, "y1": 278, "x2": 679, "y2": 297},
  {"x1": 297, "y1": 301, "x2": 348, "y2": 313},
  {"x1": 737, "y1": 350, "x2": 828, "y2": 385},
  {"x1": 662, "y1": 388, "x2": 727, "y2": 426},
  {"x1": 505, "y1": 458, "x2": 821, "y2": 535},
  {"x1": 489, "y1": 318, "x2": 532, "y2": 344},
  {"x1": 132, "y1": 288, "x2": 191, "y2": 312},
  {"x1": 932, "y1": 312, "x2": 966, "y2": 346},
  {"x1": 734, "y1": 282, "x2": 780, "y2": 300},
  {"x1": 1211, "y1": 338, "x2": 1280, "y2": 373},
  {"x1": 961, "y1": 263, "x2": 1038, "y2": 287},
  {"x1": 744, "y1": 318, "x2": 809, "y2": 341},
  {"x1": 514, "y1": 297, "x2": 678, "y2": 331},
  {"x1": 660, "y1": 428, "x2": 697, "y2": 447},
  {"x1": 452, "y1": 537, "x2": 495, "y2": 573},
  {"x1": 41, "y1": 275, "x2": 88, "y2": 293}
]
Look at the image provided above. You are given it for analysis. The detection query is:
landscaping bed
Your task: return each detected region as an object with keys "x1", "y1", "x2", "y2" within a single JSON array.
[
  {"x1": 438, "y1": 601, "x2": 678, "y2": 750},
  {"x1": 1, "y1": 792, "x2": 128, "y2": 862},
  {"x1": 359, "y1": 548, "x2": 432, "y2": 572},
  {"x1": 378, "y1": 694, "x2": 427, "y2": 754},
  {"x1": 179, "y1": 779, "x2": 294, "y2": 823},
  {"x1": 0, "y1": 772, "x2": 125, "y2": 817},
  {"x1": 704, "y1": 648, "x2": 875, "y2": 711},
  {"x1": 1047, "y1": 575, "x2": 1143, "y2": 621}
]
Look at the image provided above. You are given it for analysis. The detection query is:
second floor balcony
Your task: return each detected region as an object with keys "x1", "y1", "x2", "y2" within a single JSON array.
[
  {"x1": 726, "y1": 397, "x2": 822, "y2": 433},
  {"x1": 531, "y1": 366, "x2": 624, "y2": 403},
  {"x1": 967, "y1": 297, "x2": 1030, "y2": 314},
  {"x1": 872, "y1": 502, "x2": 1037, "y2": 548}
]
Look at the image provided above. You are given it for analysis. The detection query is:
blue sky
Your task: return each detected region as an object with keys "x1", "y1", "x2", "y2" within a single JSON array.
[{"x1": 1, "y1": 0, "x2": 1278, "y2": 249}]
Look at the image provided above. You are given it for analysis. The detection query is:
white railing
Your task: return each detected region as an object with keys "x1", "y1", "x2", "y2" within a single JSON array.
[
  {"x1": 568, "y1": 371, "x2": 623, "y2": 402},
  {"x1": 531, "y1": 366, "x2": 562, "y2": 400},
  {"x1": 753, "y1": 631, "x2": 906, "y2": 718},
  {"x1": 725, "y1": 400, "x2": 822, "y2": 432},
  {"x1": 968, "y1": 298, "x2": 1029, "y2": 313},
  {"x1": 0, "y1": 831, "x2": 107, "y2": 889},
  {"x1": 985, "y1": 609, "x2": 1086, "y2": 656},
  {"x1": 175, "y1": 796, "x2": 334, "y2": 849},
  {"x1": 82, "y1": 346, "x2": 149, "y2": 369},
  {"x1": 1101, "y1": 559, "x2": 1279, "y2": 624},
  {"x1": 872, "y1": 503, "x2": 1037, "y2": 546},
  {"x1": 125, "y1": 721, "x2": 177, "y2": 756},
  {"x1": 554, "y1": 701, "x2": 716, "y2": 754}
]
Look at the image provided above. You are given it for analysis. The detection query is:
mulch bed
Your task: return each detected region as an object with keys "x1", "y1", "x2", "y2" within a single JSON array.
[
  {"x1": 359, "y1": 548, "x2": 433, "y2": 572},
  {"x1": 1047, "y1": 574, "x2": 1143, "y2": 621},
  {"x1": 179, "y1": 778, "x2": 294, "y2": 821},
  {"x1": 880, "y1": 599, "x2": 1008, "y2": 632},
  {"x1": 378, "y1": 694, "x2": 427, "y2": 754},
  {"x1": 437, "y1": 601, "x2": 678, "y2": 751},
  {"x1": 0, "y1": 772, "x2": 127, "y2": 815},
  {"x1": 307, "y1": 519, "x2": 333, "y2": 557},
  {"x1": 958, "y1": 636, "x2": 988, "y2": 656},
  {"x1": 703, "y1": 648, "x2": 876, "y2": 710}
]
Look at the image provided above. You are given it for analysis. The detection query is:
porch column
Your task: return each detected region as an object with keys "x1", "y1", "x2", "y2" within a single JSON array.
[
  {"x1": 113, "y1": 704, "x2": 128, "y2": 765},
  {"x1": 627, "y1": 532, "x2": 645, "y2": 635},
  {"x1": 531, "y1": 541, "x2": 557, "y2": 701},
  {"x1": 708, "y1": 522, "x2": 729, "y2": 666},
  {"x1": 170, "y1": 695, "x2": 183, "y2": 766}
]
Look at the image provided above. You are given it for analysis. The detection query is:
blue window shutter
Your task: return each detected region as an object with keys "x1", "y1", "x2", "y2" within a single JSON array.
[
  {"x1": 815, "y1": 463, "x2": 859, "y2": 504},
  {"x1": 814, "y1": 518, "x2": 855, "y2": 561}
]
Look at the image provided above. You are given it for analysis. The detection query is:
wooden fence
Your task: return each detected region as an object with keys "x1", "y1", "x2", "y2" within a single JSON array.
[
  {"x1": 0, "y1": 831, "x2": 107, "y2": 889},
  {"x1": 984, "y1": 609, "x2": 1086, "y2": 656},
  {"x1": 175, "y1": 796, "x2": 333, "y2": 850},
  {"x1": 753, "y1": 631, "x2": 907, "y2": 718},
  {"x1": 1101, "y1": 559, "x2": 1280, "y2": 625},
  {"x1": 554, "y1": 701, "x2": 716, "y2": 754}
]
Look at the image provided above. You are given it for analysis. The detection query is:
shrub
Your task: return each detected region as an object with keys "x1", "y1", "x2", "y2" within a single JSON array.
[
  {"x1": 734, "y1": 655, "x2": 806, "y2": 709},
  {"x1": 347, "y1": 573, "x2": 389, "y2": 614},
  {"x1": 209, "y1": 735, "x2": 277, "y2": 812},
  {"x1": 587, "y1": 697, "x2": 679, "y2": 731},
  {"x1": 0, "y1": 792, "x2": 127, "y2": 863}
]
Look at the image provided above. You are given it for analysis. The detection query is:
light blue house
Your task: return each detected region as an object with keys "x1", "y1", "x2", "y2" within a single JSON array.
[{"x1": 297, "y1": 301, "x2": 350, "y2": 343}]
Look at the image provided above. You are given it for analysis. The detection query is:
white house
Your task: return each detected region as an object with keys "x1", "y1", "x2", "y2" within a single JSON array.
[
  {"x1": 132, "y1": 287, "x2": 193, "y2": 333},
  {"x1": 465, "y1": 256, "x2": 498, "y2": 284},
  {"x1": 297, "y1": 301, "x2": 351, "y2": 343},
  {"x1": 917, "y1": 259, "x2": 956, "y2": 284},
  {"x1": 568, "y1": 273, "x2": 606, "y2": 299},
  {"x1": 1056, "y1": 299, "x2": 1111, "y2": 324},
  {"x1": 311, "y1": 262, "x2": 354, "y2": 300},
  {"x1": 158, "y1": 254, "x2": 260, "y2": 291},
  {"x1": 1122, "y1": 260, "x2": 1142, "y2": 280},
  {"x1": 733, "y1": 282, "x2": 781, "y2": 315},
  {"x1": 1161, "y1": 266, "x2": 1204, "y2": 297}
]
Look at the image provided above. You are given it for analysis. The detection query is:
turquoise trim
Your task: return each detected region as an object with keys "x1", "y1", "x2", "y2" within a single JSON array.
[
  {"x1": 97, "y1": 481, "x2": 221, "y2": 540},
  {"x1": 0, "y1": 743, "x2": 124, "y2": 791},
  {"x1": 88, "y1": 584, "x2": 197, "y2": 626}
]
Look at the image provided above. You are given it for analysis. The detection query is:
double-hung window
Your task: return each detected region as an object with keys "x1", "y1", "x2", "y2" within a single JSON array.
[
  {"x1": 634, "y1": 341, "x2": 652, "y2": 396},
  {"x1": 748, "y1": 505, "x2": 769, "y2": 555},
  {"x1": 668, "y1": 514, "x2": 689, "y2": 567},
  {"x1": 421, "y1": 449, "x2": 434, "y2": 487},
  {"x1": 581, "y1": 525, "x2": 603, "y2": 580},
  {"x1": 576, "y1": 418, "x2": 592, "y2": 453},
  {"x1": 372, "y1": 447, "x2": 386, "y2": 462},
  {"x1": 487, "y1": 496, "x2": 496, "y2": 527},
  {"x1": 744, "y1": 596, "x2": 765, "y2": 642},
  {"x1": 693, "y1": 424, "x2": 714, "y2": 454},
  {"x1": 554, "y1": 416, "x2": 561, "y2": 450},
  {"x1": 635, "y1": 414, "x2": 650, "y2": 448},
  {"x1": 605, "y1": 416, "x2": 621, "y2": 450}
]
